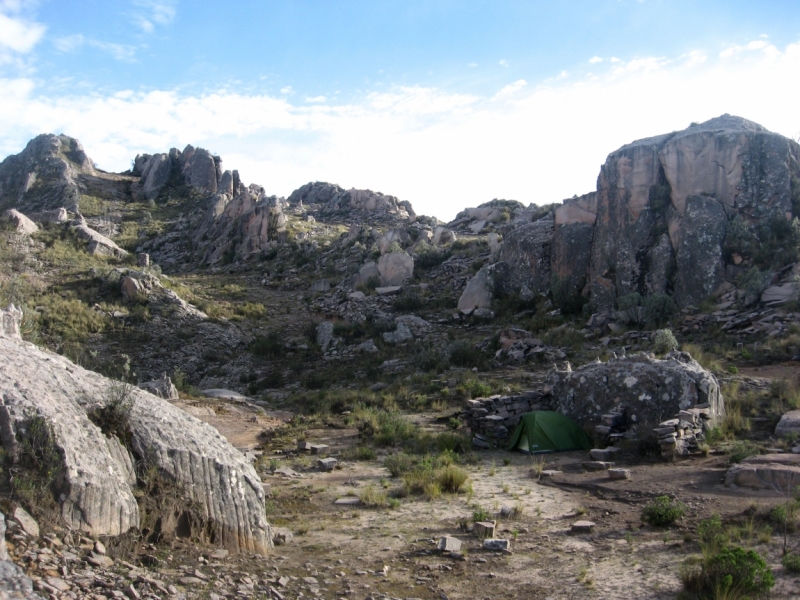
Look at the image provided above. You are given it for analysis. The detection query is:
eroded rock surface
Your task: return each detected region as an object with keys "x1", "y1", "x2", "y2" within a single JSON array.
[{"x1": 0, "y1": 305, "x2": 271, "y2": 554}]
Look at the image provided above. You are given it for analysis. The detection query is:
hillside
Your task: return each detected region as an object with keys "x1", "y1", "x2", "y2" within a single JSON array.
[{"x1": 1, "y1": 115, "x2": 800, "y2": 598}]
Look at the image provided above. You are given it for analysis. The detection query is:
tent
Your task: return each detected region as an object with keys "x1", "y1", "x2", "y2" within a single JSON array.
[{"x1": 507, "y1": 411, "x2": 593, "y2": 453}]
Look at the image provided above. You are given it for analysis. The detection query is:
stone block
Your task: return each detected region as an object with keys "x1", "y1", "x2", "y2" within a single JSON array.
[
  {"x1": 482, "y1": 539, "x2": 510, "y2": 551},
  {"x1": 582, "y1": 461, "x2": 614, "y2": 471},
  {"x1": 571, "y1": 521, "x2": 595, "y2": 534},
  {"x1": 473, "y1": 521, "x2": 496, "y2": 538},
  {"x1": 318, "y1": 458, "x2": 338, "y2": 471},
  {"x1": 437, "y1": 536, "x2": 462, "y2": 553},
  {"x1": 608, "y1": 468, "x2": 631, "y2": 480},
  {"x1": 589, "y1": 447, "x2": 619, "y2": 461}
]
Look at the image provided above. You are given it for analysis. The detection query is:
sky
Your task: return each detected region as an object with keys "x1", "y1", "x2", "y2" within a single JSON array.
[{"x1": 1, "y1": 1, "x2": 799, "y2": 221}]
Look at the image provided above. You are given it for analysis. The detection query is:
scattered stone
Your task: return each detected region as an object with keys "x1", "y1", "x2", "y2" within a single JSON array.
[
  {"x1": 318, "y1": 457, "x2": 338, "y2": 470},
  {"x1": 725, "y1": 454, "x2": 800, "y2": 491},
  {"x1": 473, "y1": 521, "x2": 496, "y2": 538},
  {"x1": 334, "y1": 497, "x2": 362, "y2": 506},
  {"x1": 375, "y1": 286, "x2": 402, "y2": 296},
  {"x1": 437, "y1": 537, "x2": 462, "y2": 553},
  {"x1": 482, "y1": 539, "x2": 510, "y2": 551},
  {"x1": 589, "y1": 447, "x2": 620, "y2": 462},
  {"x1": 12, "y1": 507, "x2": 39, "y2": 538},
  {"x1": 608, "y1": 468, "x2": 631, "y2": 480},
  {"x1": 582, "y1": 461, "x2": 614, "y2": 471},
  {"x1": 272, "y1": 528, "x2": 294, "y2": 546},
  {"x1": 571, "y1": 521, "x2": 596, "y2": 534}
]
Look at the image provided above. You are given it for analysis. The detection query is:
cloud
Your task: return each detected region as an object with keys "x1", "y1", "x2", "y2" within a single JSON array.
[
  {"x1": 468, "y1": 62, "x2": 477, "y2": 67},
  {"x1": 280, "y1": 86, "x2": 294, "y2": 95},
  {"x1": 130, "y1": 0, "x2": 177, "y2": 33},
  {"x1": 0, "y1": 8, "x2": 45, "y2": 54},
  {"x1": 0, "y1": 39, "x2": 799, "y2": 221},
  {"x1": 499, "y1": 59, "x2": 509, "y2": 67},
  {"x1": 52, "y1": 34, "x2": 137, "y2": 62},
  {"x1": 304, "y1": 95, "x2": 327, "y2": 103},
  {"x1": 720, "y1": 37, "x2": 779, "y2": 59},
  {"x1": 589, "y1": 56, "x2": 603, "y2": 64}
]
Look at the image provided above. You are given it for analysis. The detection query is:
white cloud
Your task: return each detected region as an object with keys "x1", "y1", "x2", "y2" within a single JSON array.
[
  {"x1": 280, "y1": 86, "x2": 294, "y2": 95},
  {"x1": 1, "y1": 39, "x2": 799, "y2": 221},
  {"x1": 499, "y1": 59, "x2": 509, "y2": 67},
  {"x1": 130, "y1": 0, "x2": 177, "y2": 33},
  {"x1": 52, "y1": 34, "x2": 137, "y2": 62},
  {"x1": 468, "y1": 62, "x2": 477, "y2": 68},
  {"x1": 589, "y1": 56, "x2": 603, "y2": 64},
  {"x1": 304, "y1": 95, "x2": 327, "y2": 103},
  {"x1": 0, "y1": 9, "x2": 44, "y2": 54}
]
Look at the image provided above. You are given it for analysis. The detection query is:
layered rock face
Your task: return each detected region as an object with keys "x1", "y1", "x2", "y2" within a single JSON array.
[
  {"x1": 0, "y1": 305, "x2": 271, "y2": 555},
  {"x1": 0, "y1": 134, "x2": 96, "y2": 212},
  {"x1": 288, "y1": 182, "x2": 416, "y2": 225}
]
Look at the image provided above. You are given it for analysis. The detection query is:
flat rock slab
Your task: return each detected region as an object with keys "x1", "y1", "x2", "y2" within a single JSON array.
[
  {"x1": 201, "y1": 389, "x2": 250, "y2": 402},
  {"x1": 483, "y1": 539, "x2": 510, "y2": 551},
  {"x1": 589, "y1": 447, "x2": 620, "y2": 461},
  {"x1": 608, "y1": 468, "x2": 631, "y2": 480},
  {"x1": 540, "y1": 470, "x2": 562, "y2": 478},
  {"x1": 571, "y1": 521, "x2": 596, "y2": 534},
  {"x1": 375, "y1": 286, "x2": 402, "y2": 296},
  {"x1": 582, "y1": 461, "x2": 615, "y2": 471},
  {"x1": 775, "y1": 410, "x2": 800, "y2": 437},
  {"x1": 725, "y1": 453, "x2": 800, "y2": 491},
  {"x1": 12, "y1": 507, "x2": 39, "y2": 538},
  {"x1": 334, "y1": 497, "x2": 362, "y2": 506}
]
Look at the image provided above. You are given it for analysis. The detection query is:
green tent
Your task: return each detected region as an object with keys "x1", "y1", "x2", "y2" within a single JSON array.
[{"x1": 507, "y1": 411, "x2": 593, "y2": 453}]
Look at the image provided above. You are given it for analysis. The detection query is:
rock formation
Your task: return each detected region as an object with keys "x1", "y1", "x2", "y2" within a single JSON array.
[
  {"x1": 288, "y1": 182, "x2": 416, "y2": 225},
  {"x1": 1, "y1": 209, "x2": 38, "y2": 234},
  {"x1": 480, "y1": 115, "x2": 800, "y2": 311},
  {"x1": 0, "y1": 134, "x2": 95, "y2": 212},
  {"x1": 0, "y1": 305, "x2": 271, "y2": 554}
]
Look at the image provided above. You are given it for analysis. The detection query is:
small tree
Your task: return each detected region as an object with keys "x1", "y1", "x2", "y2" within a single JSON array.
[{"x1": 653, "y1": 329, "x2": 679, "y2": 355}]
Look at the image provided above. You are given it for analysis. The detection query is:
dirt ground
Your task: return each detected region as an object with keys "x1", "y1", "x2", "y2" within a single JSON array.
[{"x1": 174, "y1": 396, "x2": 800, "y2": 600}]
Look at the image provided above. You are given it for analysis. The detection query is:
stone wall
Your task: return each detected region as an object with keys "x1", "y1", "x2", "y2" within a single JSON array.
[{"x1": 464, "y1": 391, "x2": 545, "y2": 449}]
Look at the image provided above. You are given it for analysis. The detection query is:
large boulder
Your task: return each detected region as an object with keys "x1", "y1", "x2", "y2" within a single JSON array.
[
  {"x1": 179, "y1": 145, "x2": 220, "y2": 194},
  {"x1": 118, "y1": 270, "x2": 207, "y2": 320},
  {"x1": 547, "y1": 351, "x2": 724, "y2": 437},
  {"x1": 0, "y1": 305, "x2": 271, "y2": 554},
  {"x1": 775, "y1": 409, "x2": 800, "y2": 438},
  {"x1": 458, "y1": 262, "x2": 512, "y2": 312},
  {"x1": 1, "y1": 209, "x2": 38, "y2": 234},
  {"x1": 378, "y1": 251, "x2": 414, "y2": 286}
]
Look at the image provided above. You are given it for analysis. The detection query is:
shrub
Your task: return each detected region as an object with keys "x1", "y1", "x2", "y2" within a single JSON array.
[
  {"x1": 472, "y1": 504, "x2": 492, "y2": 522},
  {"x1": 643, "y1": 294, "x2": 677, "y2": 326},
  {"x1": 436, "y1": 465, "x2": 469, "y2": 493},
  {"x1": 435, "y1": 432, "x2": 470, "y2": 454},
  {"x1": 653, "y1": 329, "x2": 678, "y2": 354},
  {"x1": 700, "y1": 546, "x2": 774, "y2": 598},
  {"x1": 250, "y1": 331, "x2": 284, "y2": 358},
  {"x1": 617, "y1": 292, "x2": 644, "y2": 326},
  {"x1": 88, "y1": 380, "x2": 135, "y2": 447},
  {"x1": 384, "y1": 453, "x2": 414, "y2": 477},
  {"x1": 642, "y1": 495, "x2": 685, "y2": 527},
  {"x1": 358, "y1": 484, "x2": 388, "y2": 508},
  {"x1": 728, "y1": 441, "x2": 759, "y2": 464},
  {"x1": 393, "y1": 289, "x2": 425, "y2": 312},
  {"x1": 448, "y1": 340, "x2": 485, "y2": 369},
  {"x1": 782, "y1": 552, "x2": 800, "y2": 573},
  {"x1": 550, "y1": 275, "x2": 586, "y2": 315},
  {"x1": 697, "y1": 514, "x2": 728, "y2": 560}
]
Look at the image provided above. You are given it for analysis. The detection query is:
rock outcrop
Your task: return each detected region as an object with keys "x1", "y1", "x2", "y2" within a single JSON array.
[
  {"x1": 72, "y1": 216, "x2": 128, "y2": 257},
  {"x1": 725, "y1": 454, "x2": 800, "y2": 491},
  {"x1": 493, "y1": 115, "x2": 800, "y2": 310},
  {"x1": 377, "y1": 251, "x2": 414, "y2": 286},
  {"x1": 118, "y1": 270, "x2": 207, "y2": 320},
  {"x1": 0, "y1": 305, "x2": 271, "y2": 554},
  {"x1": 1, "y1": 209, "x2": 39, "y2": 234},
  {"x1": 0, "y1": 134, "x2": 95, "y2": 212},
  {"x1": 288, "y1": 182, "x2": 416, "y2": 225}
]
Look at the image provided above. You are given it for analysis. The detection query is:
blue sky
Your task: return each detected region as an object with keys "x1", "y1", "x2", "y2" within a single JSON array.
[{"x1": 1, "y1": 0, "x2": 799, "y2": 219}]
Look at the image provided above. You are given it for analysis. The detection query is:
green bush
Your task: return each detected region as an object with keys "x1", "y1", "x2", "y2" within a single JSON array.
[
  {"x1": 782, "y1": 552, "x2": 800, "y2": 573},
  {"x1": 384, "y1": 453, "x2": 414, "y2": 477},
  {"x1": 617, "y1": 292, "x2": 644, "y2": 326},
  {"x1": 643, "y1": 294, "x2": 677, "y2": 326},
  {"x1": 436, "y1": 465, "x2": 469, "y2": 493},
  {"x1": 250, "y1": 331, "x2": 284, "y2": 358},
  {"x1": 550, "y1": 275, "x2": 586, "y2": 315},
  {"x1": 448, "y1": 340, "x2": 485, "y2": 369},
  {"x1": 728, "y1": 440, "x2": 759, "y2": 464},
  {"x1": 642, "y1": 495, "x2": 685, "y2": 527},
  {"x1": 653, "y1": 329, "x2": 679, "y2": 354},
  {"x1": 393, "y1": 289, "x2": 425, "y2": 312},
  {"x1": 701, "y1": 546, "x2": 774, "y2": 598},
  {"x1": 472, "y1": 504, "x2": 492, "y2": 522}
]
